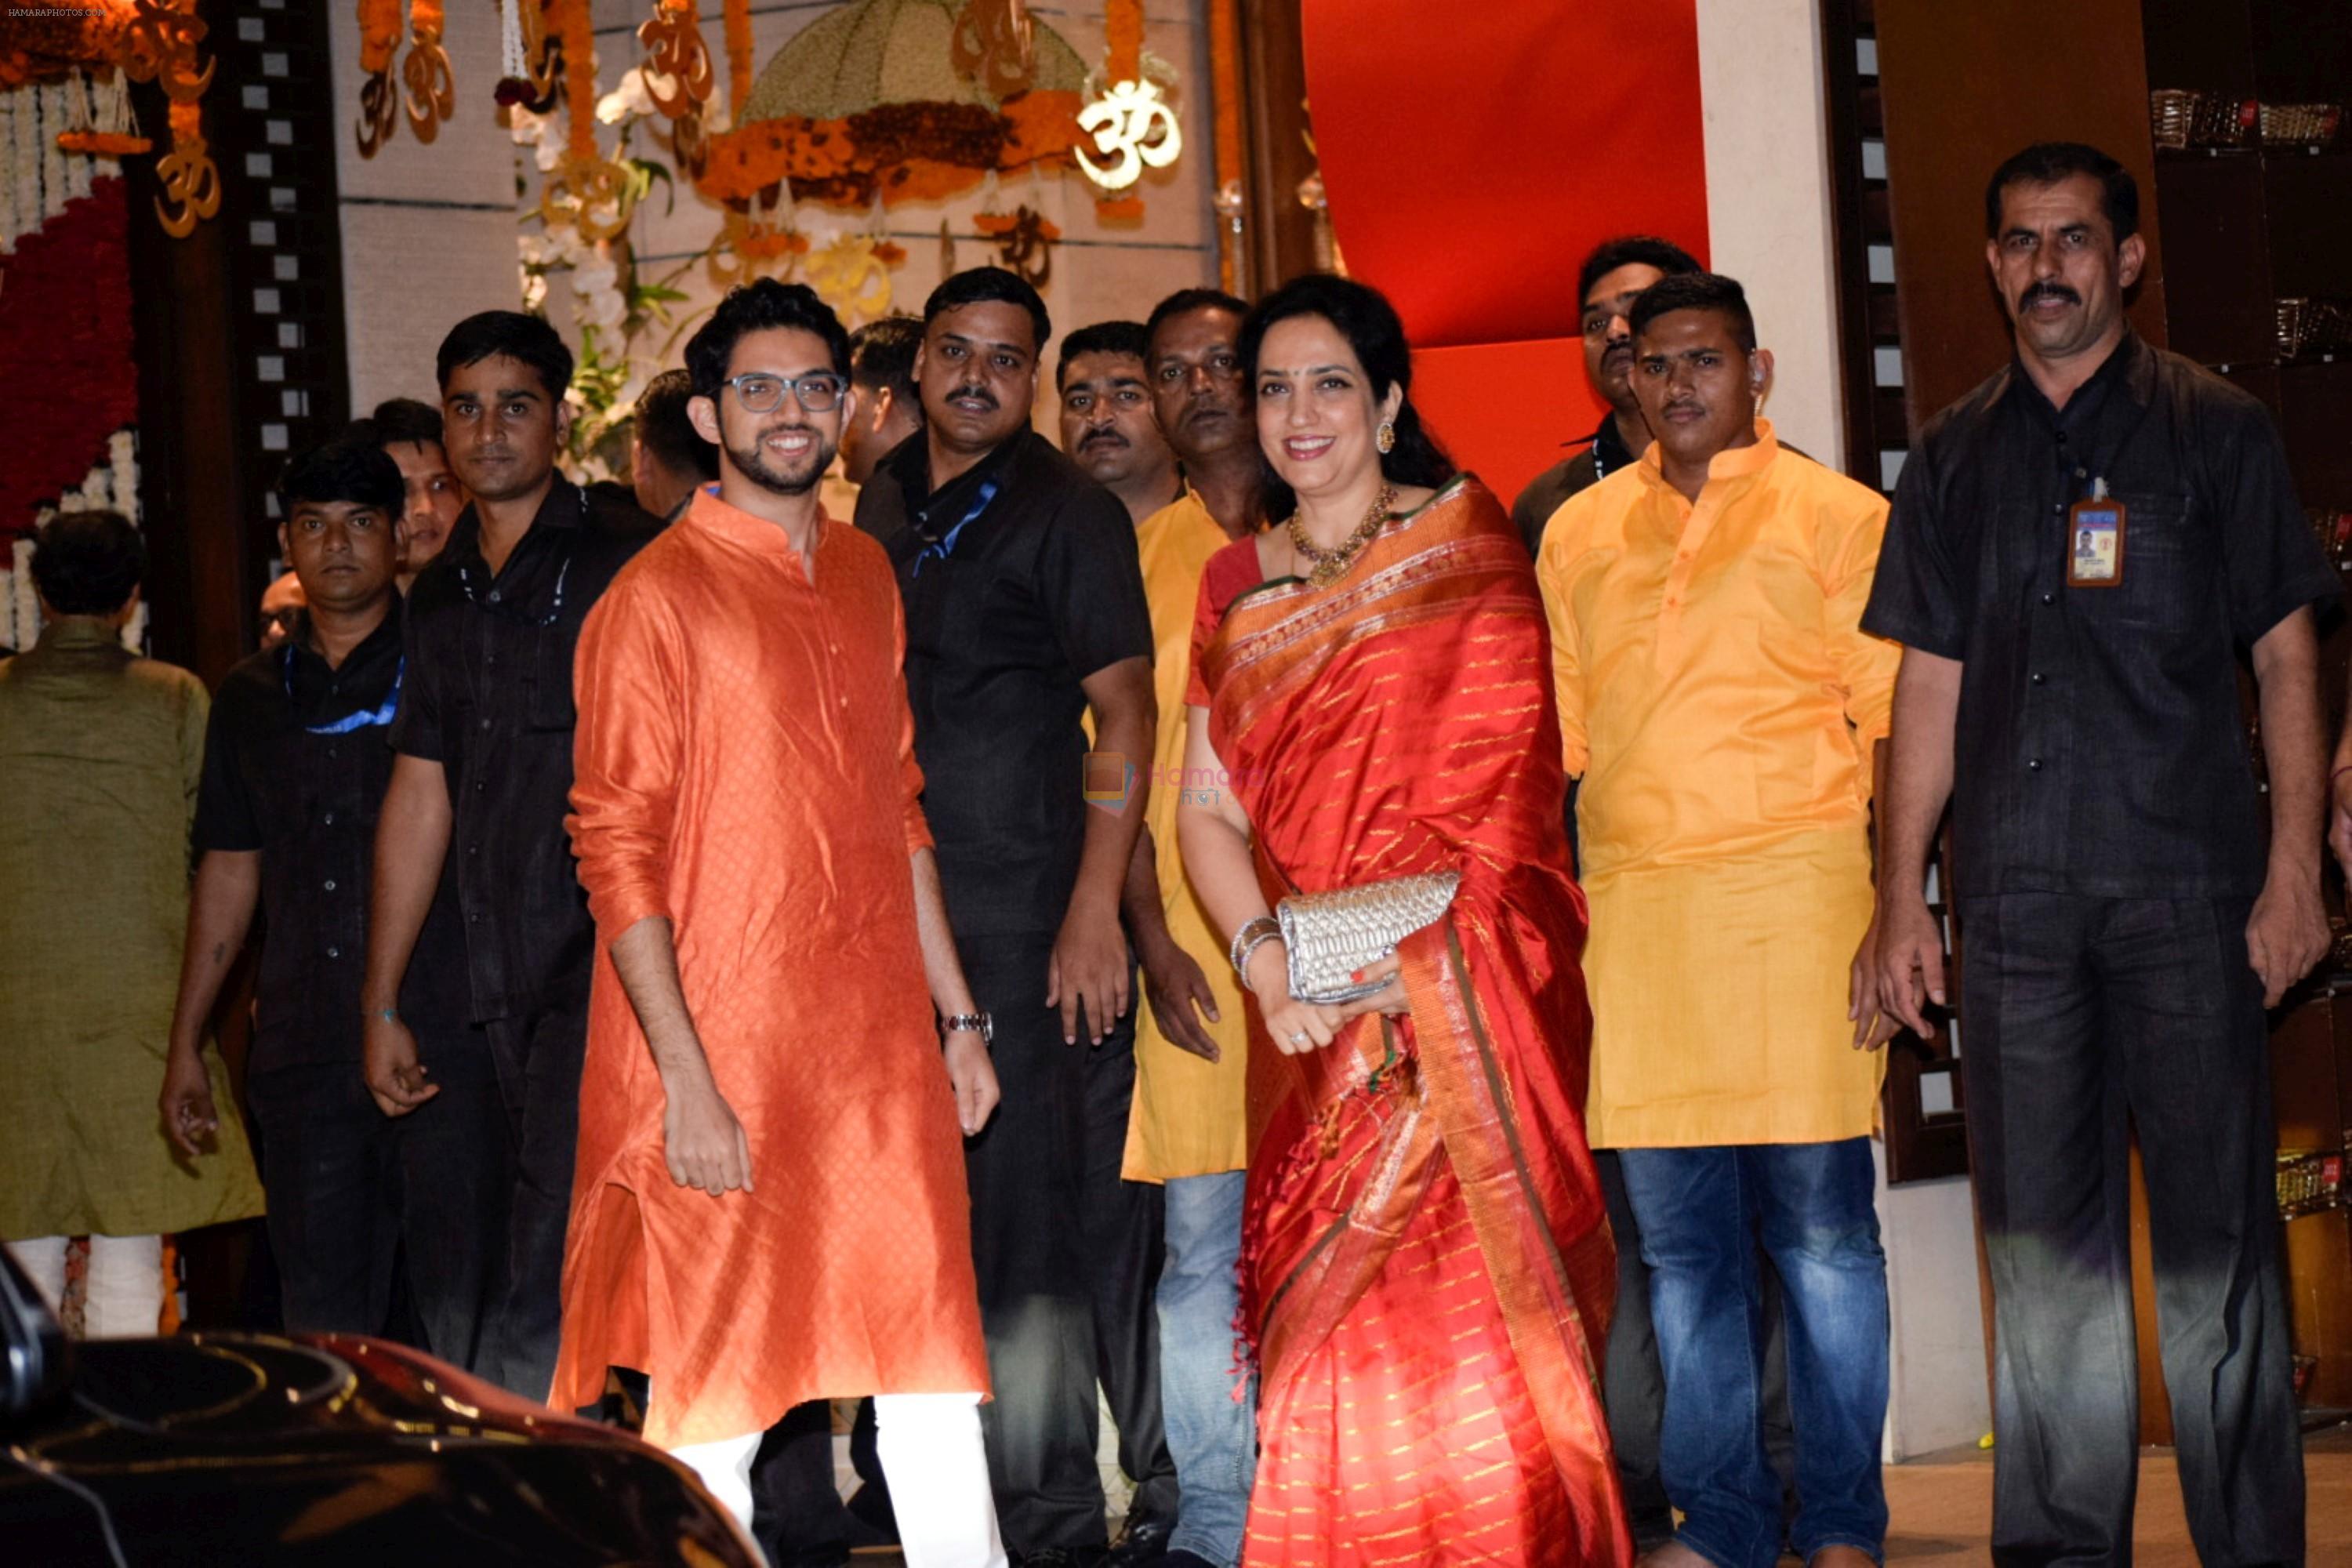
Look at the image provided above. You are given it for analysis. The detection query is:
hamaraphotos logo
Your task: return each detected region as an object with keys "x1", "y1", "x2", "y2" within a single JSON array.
[{"x1": 1082, "y1": 750, "x2": 1134, "y2": 811}]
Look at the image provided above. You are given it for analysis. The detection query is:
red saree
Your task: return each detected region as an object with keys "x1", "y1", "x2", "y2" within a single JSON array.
[{"x1": 1189, "y1": 477, "x2": 1630, "y2": 1566}]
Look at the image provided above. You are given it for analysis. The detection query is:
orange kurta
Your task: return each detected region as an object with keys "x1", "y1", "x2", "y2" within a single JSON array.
[{"x1": 554, "y1": 489, "x2": 989, "y2": 1449}]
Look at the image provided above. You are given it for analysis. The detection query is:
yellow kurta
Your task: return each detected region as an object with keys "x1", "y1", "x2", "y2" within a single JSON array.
[
  {"x1": 1538, "y1": 423, "x2": 1900, "y2": 1149},
  {"x1": 1122, "y1": 489, "x2": 1250, "y2": 1182}
]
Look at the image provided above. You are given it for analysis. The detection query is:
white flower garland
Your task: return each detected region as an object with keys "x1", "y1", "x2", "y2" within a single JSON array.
[{"x1": 0, "y1": 429, "x2": 142, "y2": 653}]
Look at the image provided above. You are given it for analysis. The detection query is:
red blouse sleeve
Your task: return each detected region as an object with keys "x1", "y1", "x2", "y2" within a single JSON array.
[{"x1": 1185, "y1": 536, "x2": 1264, "y2": 710}]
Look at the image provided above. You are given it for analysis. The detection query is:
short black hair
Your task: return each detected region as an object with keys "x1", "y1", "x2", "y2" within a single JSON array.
[
  {"x1": 436, "y1": 310, "x2": 574, "y2": 403},
  {"x1": 1577, "y1": 235, "x2": 1704, "y2": 308},
  {"x1": 280, "y1": 429, "x2": 406, "y2": 521},
  {"x1": 1985, "y1": 141, "x2": 2139, "y2": 242},
  {"x1": 684, "y1": 278, "x2": 851, "y2": 402},
  {"x1": 1144, "y1": 287, "x2": 1250, "y2": 354},
  {"x1": 633, "y1": 369, "x2": 718, "y2": 481},
  {"x1": 30, "y1": 509, "x2": 145, "y2": 616},
  {"x1": 1628, "y1": 270, "x2": 1759, "y2": 352},
  {"x1": 849, "y1": 315, "x2": 924, "y2": 401},
  {"x1": 1239, "y1": 274, "x2": 1455, "y2": 520},
  {"x1": 1057, "y1": 320, "x2": 1150, "y2": 388},
  {"x1": 368, "y1": 397, "x2": 444, "y2": 448},
  {"x1": 923, "y1": 266, "x2": 1051, "y2": 354}
]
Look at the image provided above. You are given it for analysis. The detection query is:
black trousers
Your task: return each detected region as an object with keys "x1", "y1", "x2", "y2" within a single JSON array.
[
  {"x1": 396, "y1": 1021, "x2": 509, "y2": 1374},
  {"x1": 1596, "y1": 1149, "x2": 1797, "y2": 1552},
  {"x1": 482, "y1": 980, "x2": 591, "y2": 1403},
  {"x1": 245, "y1": 1033, "x2": 506, "y2": 1370},
  {"x1": 958, "y1": 930, "x2": 1168, "y2": 1554},
  {"x1": 1959, "y1": 894, "x2": 2302, "y2": 1566},
  {"x1": 1082, "y1": 1008, "x2": 1178, "y2": 1526},
  {"x1": 750, "y1": 1400, "x2": 853, "y2": 1566},
  {"x1": 246, "y1": 1061, "x2": 401, "y2": 1337}
]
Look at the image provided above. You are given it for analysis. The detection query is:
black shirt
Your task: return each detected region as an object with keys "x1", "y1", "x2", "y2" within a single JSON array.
[
  {"x1": 1510, "y1": 412, "x2": 1637, "y2": 557},
  {"x1": 194, "y1": 604, "x2": 464, "y2": 1071},
  {"x1": 1863, "y1": 333, "x2": 2340, "y2": 898},
  {"x1": 856, "y1": 429, "x2": 1154, "y2": 936},
  {"x1": 392, "y1": 476, "x2": 661, "y2": 1022}
]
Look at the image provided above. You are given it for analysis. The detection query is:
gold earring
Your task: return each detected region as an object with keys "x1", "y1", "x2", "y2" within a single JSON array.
[{"x1": 1376, "y1": 419, "x2": 1396, "y2": 455}]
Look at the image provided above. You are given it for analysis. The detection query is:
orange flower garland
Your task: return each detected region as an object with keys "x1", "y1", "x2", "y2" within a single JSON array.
[
  {"x1": 358, "y1": 0, "x2": 401, "y2": 74},
  {"x1": 698, "y1": 90, "x2": 1086, "y2": 212},
  {"x1": 724, "y1": 0, "x2": 753, "y2": 122},
  {"x1": 555, "y1": 0, "x2": 597, "y2": 162},
  {"x1": 1105, "y1": 0, "x2": 1142, "y2": 85}
]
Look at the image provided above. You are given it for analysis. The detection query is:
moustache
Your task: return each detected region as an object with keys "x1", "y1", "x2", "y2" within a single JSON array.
[
  {"x1": 2020, "y1": 281, "x2": 2082, "y2": 307},
  {"x1": 1080, "y1": 427, "x2": 1128, "y2": 451},
  {"x1": 950, "y1": 385, "x2": 999, "y2": 409}
]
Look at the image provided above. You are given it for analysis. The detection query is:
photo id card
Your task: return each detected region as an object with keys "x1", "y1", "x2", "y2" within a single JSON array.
[{"x1": 2067, "y1": 497, "x2": 2125, "y2": 587}]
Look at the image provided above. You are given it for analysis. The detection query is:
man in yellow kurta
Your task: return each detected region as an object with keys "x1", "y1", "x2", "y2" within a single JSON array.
[
  {"x1": 1537, "y1": 274, "x2": 1897, "y2": 1568},
  {"x1": 1116, "y1": 289, "x2": 1261, "y2": 1568}
]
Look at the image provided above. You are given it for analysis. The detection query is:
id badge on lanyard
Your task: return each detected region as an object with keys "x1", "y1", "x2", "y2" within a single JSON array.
[{"x1": 2067, "y1": 477, "x2": 2125, "y2": 588}]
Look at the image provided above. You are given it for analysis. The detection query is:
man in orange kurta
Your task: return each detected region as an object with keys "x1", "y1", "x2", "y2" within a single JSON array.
[{"x1": 554, "y1": 279, "x2": 1006, "y2": 1568}]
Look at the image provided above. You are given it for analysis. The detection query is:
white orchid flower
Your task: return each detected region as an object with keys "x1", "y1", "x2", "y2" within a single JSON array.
[{"x1": 597, "y1": 67, "x2": 656, "y2": 126}]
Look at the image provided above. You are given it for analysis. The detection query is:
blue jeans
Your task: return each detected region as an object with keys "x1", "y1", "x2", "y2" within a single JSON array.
[
  {"x1": 1157, "y1": 1171, "x2": 1256, "y2": 1566},
  {"x1": 1617, "y1": 1138, "x2": 1888, "y2": 1568}
]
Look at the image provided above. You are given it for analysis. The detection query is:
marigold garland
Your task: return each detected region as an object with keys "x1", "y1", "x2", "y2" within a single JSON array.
[
  {"x1": 699, "y1": 89, "x2": 1085, "y2": 212},
  {"x1": 554, "y1": 0, "x2": 597, "y2": 162},
  {"x1": 723, "y1": 0, "x2": 753, "y2": 122},
  {"x1": 1105, "y1": 0, "x2": 1142, "y2": 85},
  {"x1": 358, "y1": 0, "x2": 401, "y2": 75}
]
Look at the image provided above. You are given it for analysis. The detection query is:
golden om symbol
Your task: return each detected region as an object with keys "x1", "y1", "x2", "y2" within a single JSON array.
[
  {"x1": 543, "y1": 156, "x2": 637, "y2": 242},
  {"x1": 989, "y1": 207, "x2": 1054, "y2": 289},
  {"x1": 403, "y1": 34, "x2": 457, "y2": 145},
  {"x1": 950, "y1": 0, "x2": 1036, "y2": 100},
  {"x1": 638, "y1": 2, "x2": 716, "y2": 119},
  {"x1": 806, "y1": 235, "x2": 895, "y2": 324},
  {"x1": 154, "y1": 132, "x2": 221, "y2": 238},
  {"x1": 358, "y1": 70, "x2": 400, "y2": 158},
  {"x1": 121, "y1": 0, "x2": 214, "y2": 103},
  {"x1": 1076, "y1": 79, "x2": 1182, "y2": 193}
]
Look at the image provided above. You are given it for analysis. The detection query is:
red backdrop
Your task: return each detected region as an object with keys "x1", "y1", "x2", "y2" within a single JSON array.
[{"x1": 1299, "y1": 2, "x2": 1711, "y2": 503}]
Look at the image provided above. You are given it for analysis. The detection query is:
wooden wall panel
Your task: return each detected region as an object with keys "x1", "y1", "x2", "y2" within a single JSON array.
[{"x1": 1874, "y1": 0, "x2": 2169, "y2": 433}]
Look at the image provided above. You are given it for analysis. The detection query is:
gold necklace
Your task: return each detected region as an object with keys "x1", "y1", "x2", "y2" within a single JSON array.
[{"x1": 1287, "y1": 482, "x2": 1397, "y2": 588}]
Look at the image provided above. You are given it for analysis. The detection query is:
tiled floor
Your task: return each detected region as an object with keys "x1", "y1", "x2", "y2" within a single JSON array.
[
  {"x1": 1878, "y1": 1425, "x2": 2350, "y2": 1563},
  {"x1": 842, "y1": 1426, "x2": 2352, "y2": 1563}
]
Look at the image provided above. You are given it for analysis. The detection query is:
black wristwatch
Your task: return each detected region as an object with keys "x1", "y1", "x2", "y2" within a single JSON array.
[{"x1": 940, "y1": 1011, "x2": 993, "y2": 1044}]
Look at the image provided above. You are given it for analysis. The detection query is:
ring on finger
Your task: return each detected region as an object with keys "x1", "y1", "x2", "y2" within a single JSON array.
[{"x1": 1288, "y1": 1029, "x2": 1308, "y2": 1045}]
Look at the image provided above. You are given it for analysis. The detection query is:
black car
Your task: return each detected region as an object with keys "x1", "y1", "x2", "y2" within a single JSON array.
[{"x1": 0, "y1": 1250, "x2": 758, "y2": 1566}]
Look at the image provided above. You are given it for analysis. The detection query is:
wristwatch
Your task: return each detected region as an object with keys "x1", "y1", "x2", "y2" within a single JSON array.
[{"x1": 940, "y1": 1011, "x2": 993, "y2": 1044}]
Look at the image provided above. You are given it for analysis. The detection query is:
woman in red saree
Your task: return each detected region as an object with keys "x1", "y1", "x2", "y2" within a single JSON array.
[{"x1": 1174, "y1": 275, "x2": 1631, "y2": 1566}]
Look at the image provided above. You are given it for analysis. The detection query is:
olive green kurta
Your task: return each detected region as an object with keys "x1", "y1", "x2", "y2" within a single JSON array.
[{"x1": 0, "y1": 619, "x2": 262, "y2": 1239}]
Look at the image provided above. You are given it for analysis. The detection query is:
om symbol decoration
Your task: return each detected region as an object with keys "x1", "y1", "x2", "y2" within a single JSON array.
[
  {"x1": 403, "y1": 33, "x2": 457, "y2": 144},
  {"x1": 638, "y1": 0, "x2": 717, "y2": 119},
  {"x1": 1076, "y1": 79, "x2": 1182, "y2": 193},
  {"x1": 950, "y1": 0, "x2": 1036, "y2": 101}
]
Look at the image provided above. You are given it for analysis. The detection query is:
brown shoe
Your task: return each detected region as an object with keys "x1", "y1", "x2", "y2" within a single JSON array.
[
  {"x1": 1807, "y1": 1548, "x2": 1878, "y2": 1568},
  {"x1": 1635, "y1": 1545, "x2": 1715, "y2": 1568}
]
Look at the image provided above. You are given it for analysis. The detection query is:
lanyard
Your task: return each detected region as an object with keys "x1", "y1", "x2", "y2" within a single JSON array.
[
  {"x1": 284, "y1": 645, "x2": 404, "y2": 735},
  {"x1": 912, "y1": 477, "x2": 1000, "y2": 576},
  {"x1": 454, "y1": 489, "x2": 585, "y2": 623}
]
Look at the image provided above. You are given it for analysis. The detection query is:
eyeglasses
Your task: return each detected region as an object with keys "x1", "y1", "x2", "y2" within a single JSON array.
[{"x1": 723, "y1": 372, "x2": 847, "y2": 414}]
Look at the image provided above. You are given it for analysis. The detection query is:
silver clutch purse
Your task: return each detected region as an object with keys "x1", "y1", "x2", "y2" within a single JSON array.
[{"x1": 1277, "y1": 870, "x2": 1461, "y2": 1006}]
